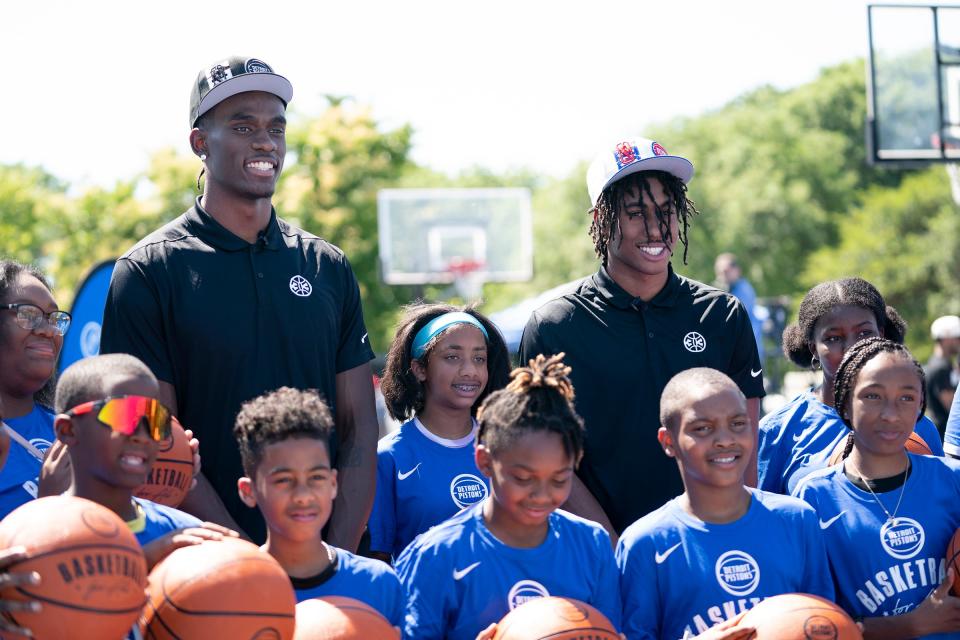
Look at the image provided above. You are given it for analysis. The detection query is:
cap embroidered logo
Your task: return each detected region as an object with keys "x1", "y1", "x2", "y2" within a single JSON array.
[
  {"x1": 206, "y1": 63, "x2": 232, "y2": 87},
  {"x1": 651, "y1": 142, "x2": 668, "y2": 156},
  {"x1": 683, "y1": 331, "x2": 706, "y2": 353},
  {"x1": 614, "y1": 142, "x2": 640, "y2": 169},
  {"x1": 245, "y1": 58, "x2": 272, "y2": 74},
  {"x1": 289, "y1": 275, "x2": 312, "y2": 297}
]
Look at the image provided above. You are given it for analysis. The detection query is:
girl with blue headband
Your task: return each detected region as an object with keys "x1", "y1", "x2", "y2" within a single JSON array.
[{"x1": 369, "y1": 303, "x2": 510, "y2": 563}]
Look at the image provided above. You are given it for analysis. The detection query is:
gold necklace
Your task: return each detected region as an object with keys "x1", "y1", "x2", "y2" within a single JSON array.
[{"x1": 851, "y1": 458, "x2": 910, "y2": 525}]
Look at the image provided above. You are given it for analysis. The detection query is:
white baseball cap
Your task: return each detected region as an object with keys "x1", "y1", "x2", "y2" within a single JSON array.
[
  {"x1": 931, "y1": 315, "x2": 960, "y2": 340},
  {"x1": 586, "y1": 136, "x2": 694, "y2": 207}
]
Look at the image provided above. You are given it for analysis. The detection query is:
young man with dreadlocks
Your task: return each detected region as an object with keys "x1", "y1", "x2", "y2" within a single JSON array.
[{"x1": 519, "y1": 137, "x2": 764, "y2": 540}]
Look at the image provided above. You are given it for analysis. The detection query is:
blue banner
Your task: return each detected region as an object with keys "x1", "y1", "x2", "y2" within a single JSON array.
[{"x1": 59, "y1": 260, "x2": 115, "y2": 374}]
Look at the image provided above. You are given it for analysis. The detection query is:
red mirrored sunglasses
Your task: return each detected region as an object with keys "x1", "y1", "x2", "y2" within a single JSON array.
[{"x1": 67, "y1": 395, "x2": 172, "y2": 442}]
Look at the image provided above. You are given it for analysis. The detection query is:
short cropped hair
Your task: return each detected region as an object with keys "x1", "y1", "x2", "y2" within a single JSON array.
[
  {"x1": 55, "y1": 354, "x2": 156, "y2": 414},
  {"x1": 659, "y1": 367, "x2": 744, "y2": 431},
  {"x1": 233, "y1": 387, "x2": 333, "y2": 477}
]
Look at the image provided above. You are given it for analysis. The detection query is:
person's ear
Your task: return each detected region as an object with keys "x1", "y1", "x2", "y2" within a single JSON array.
[
  {"x1": 475, "y1": 444, "x2": 493, "y2": 478},
  {"x1": 189, "y1": 128, "x2": 208, "y2": 159},
  {"x1": 329, "y1": 469, "x2": 338, "y2": 502},
  {"x1": 658, "y1": 426, "x2": 675, "y2": 458},
  {"x1": 54, "y1": 415, "x2": 78, "y2": 446},
  {"x1": 410, "y1": 358, "x2": 427, "y2": 383},
  {"x1": 237, "y1": 477, "x2": 257, "y2": 508}
]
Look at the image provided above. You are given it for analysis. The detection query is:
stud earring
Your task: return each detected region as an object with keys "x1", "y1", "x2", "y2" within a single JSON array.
[{"x1": 199, "y1": 153, "x2": 207, "y2": 161}]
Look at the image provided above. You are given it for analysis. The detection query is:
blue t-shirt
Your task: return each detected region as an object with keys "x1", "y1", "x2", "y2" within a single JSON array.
[
  {"x1": 758, "y1": 391, "x2": 944, "y2": 495},
  {"x1": 370, "y1": 418, "x2": 489, "y2": 558},
  {"x1": 794, "y1": 454, "x2": 960, "y2": 638},
  {"x1": 130, "y1": 497, "x2": 202, "y2": 546},
  {"x1": 395, "y1": 502, "x2": 621, "y2": 640},
  {"x1": 944, "y1": 389, "x2": 960, "y2": 458},
  {"x1": 0, "y1": 404, "x2": 55, "y2": 519},
  {"x1": 292, "y1": 546, "x2": 404, "y2": 626},
  {"x1": 616, "y1": 489, "x2": 834, "y2": 640}
]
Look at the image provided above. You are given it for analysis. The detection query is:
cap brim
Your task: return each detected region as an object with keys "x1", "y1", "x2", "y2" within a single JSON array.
[
  {"x1": 194, "y1": 73, "x2": 293, "y2": 124},
  {"x1": 602, "y1": 156, "x2": 695, "y2": 197}
]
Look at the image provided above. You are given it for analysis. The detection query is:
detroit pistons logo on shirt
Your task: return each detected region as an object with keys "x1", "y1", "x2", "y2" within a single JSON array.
[
  {"x1": 614, "y1": 142, "x2": 640, "y2": 169},
  {"x1": 507, "y1": 579, "x2": 550, "y2": 610},
  {"x1": 449, "y1": 473, "x2": 487, "y2": 509},
  {"x1": 683, "y1": 331, "x2": 707, "y2": 353},
  {"x1": 715, "y1": 550, "x2": 760, "y2": 597},
  {"x1": 289, "y1": 275, "x2": 312, "y2": 297},
  {"x1": 880, "y1": 517, "x2": 925, "y2": 560}
]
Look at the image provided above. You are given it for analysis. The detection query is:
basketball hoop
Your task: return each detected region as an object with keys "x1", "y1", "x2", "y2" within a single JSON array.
[{"x1": 447, "y1": 258, "x2": 485, "y2": 302}]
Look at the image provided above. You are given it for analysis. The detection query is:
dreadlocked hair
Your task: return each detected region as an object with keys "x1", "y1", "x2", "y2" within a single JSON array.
[
  {"x1": 588, "y1": 170, "x2": 699, "y2": 266},
  {"x1": 781, "y1": 277, "x2": 907, "y2": 368},
  {"x1": 380, "y1": 301, "x2": 511, "y2": 421},
  {"x1": 476, "y1": 353, "x2": 585, "y2": 462},
  {"x1": 833, "y1": 337, "x2": 926, "y2": 460}
]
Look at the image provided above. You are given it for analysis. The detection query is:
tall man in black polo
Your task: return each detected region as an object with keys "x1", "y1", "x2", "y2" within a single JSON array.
[
  {"x1": 520, "y1": 137, "x2": 764, "y2": 539},
  {"x1": 100, "y1": 57, "x2": 378, "y2": 547}
]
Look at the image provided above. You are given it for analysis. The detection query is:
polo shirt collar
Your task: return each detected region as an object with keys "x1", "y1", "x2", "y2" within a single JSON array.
[
  {"x1": 592, "y1": 264, "x2": 682, "y2": 310},
  {"x1": 186, "y1": 197, "x2": 285, "y2": 252}
]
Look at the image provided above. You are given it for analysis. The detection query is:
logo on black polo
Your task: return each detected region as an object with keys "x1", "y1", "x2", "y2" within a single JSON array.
[
  {"x1": 449, "y1": 473, "x2": 487, "y2": 509},
  {"x1": 880, "y1": 517, "x2": 924, "y2": 560},
  {"x1": 715, "y1": 550, "x2": 760, "y2": 596},
  {"x1": 289, "y1": 275, "x2": 312, "y2": 297},
  {"x1": 507, "y1": 579, "x2": 549, "y2": 609},
  {"x1": 683, "y1": 331, "x2": 706, "y2": 353}
]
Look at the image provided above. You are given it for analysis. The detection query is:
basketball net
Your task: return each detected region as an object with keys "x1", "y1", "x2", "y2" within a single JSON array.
[{"x1": 447, "y1": 258, "x2": 485, "y2": 302}]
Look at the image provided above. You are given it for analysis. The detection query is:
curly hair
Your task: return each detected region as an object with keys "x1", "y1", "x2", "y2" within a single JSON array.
[
  {"x1": 476, "y1": 353, "x2": 585, "y2": 461},
  {"x1": 781, "y1": 277, "x2": 907, "y2": 368},
  {"x1": 233, "y1": 387, "x2": 334, "y2": 477},
  {"x1": 380, "y1": 302, "x2": 511, "y2": 421},
  {"x1": 588, "y1": 171, "x2": 699, "y2": 266},
  {"x1": 0, "y1": 259, "x2": 60, "y2": 408},
  {"x1": 833, "y1": 337, "x2": 926, "y2": 460}
]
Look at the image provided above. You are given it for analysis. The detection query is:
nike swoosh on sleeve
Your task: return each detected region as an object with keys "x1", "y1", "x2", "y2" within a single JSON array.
[{"x1": 751, "y1": 368, "x2": 762, "y2": 377}]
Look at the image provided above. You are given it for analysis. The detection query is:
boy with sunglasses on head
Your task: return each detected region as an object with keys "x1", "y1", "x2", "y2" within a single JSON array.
[{"x1": 54, "y1": 354, "x2": 236, "y2": 570}]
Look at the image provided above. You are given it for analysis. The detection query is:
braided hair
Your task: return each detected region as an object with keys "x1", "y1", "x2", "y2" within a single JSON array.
[
  {"x1": 380, "y1": 302, "x2": 511, "y2": 421},
  {"x1": 477, "y1": 353, "x2": 585, "y2": 461},
  {"x1": 781, "y1": 278, "x2": 906, "y2": 368},
  {"x1": 833, "y1": 337, "x2": 926, "y2": 459},
  {"x1": 588, "y1": 171, "x2": 699, "y2": 266}
]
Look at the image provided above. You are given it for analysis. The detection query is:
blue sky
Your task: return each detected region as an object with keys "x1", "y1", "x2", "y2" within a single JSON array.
[{"x1": 1, "y1": 0, "x2": 909, "y2": 189}]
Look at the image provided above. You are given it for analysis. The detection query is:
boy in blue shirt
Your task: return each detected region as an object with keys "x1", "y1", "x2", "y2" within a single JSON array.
[
  {"x1": 54, "y1": 354, "x2": 232, "y2": 567},
  {"x1": 234, "y1": 387, "x2": 404, "y2": 627},
  {"x1": 617, "y1": 368, "x2": 833, "y2": 640}
]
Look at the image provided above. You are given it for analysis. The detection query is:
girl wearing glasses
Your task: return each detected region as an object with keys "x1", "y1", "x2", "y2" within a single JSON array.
[{"x1": 0, "y1": 260, "x2": 72, "y2": 519}]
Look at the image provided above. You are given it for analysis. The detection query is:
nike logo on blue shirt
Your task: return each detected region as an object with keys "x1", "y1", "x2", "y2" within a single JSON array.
[
  {"x1": 398, "y1": 463, "x2": 421, "y2": 481},
  {"x1": 452, "y1": 562, "x2": 481, "y2": 580},
  {"x1": 655, "y1": 542, "x2": 682, "y2": 564},
  {"x1": 819, "y1": 511, "x2": 846, "y2": 530}
]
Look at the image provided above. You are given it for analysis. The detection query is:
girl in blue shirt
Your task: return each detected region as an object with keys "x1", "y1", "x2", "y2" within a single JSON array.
[
  {"x1": 396, "y1": 353, "x2": 622, "y2": 640},
  {"x1": 795, "y1": 337, "x2": 960, "y2": 639},
  {"x1": 758, "y1": 278, "x2": 942, "y2": 495},
  {"x1": 370, "y1": 304, "x2": 510, "y2": 561}
]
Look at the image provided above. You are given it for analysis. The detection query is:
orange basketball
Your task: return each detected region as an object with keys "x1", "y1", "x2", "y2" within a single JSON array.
[
  {"x1": 739, "y1": 593, "x2": 862, "y2": 639},
  {"x1": 828, "y1": 430, "x2": 933, "y2": 466},
  {"x1": 293, "y1": 597, "x2": 399, "y2": 639},
  {"x1": 135, "y1": 416, "x2": 194, "y2": 507},
  {"x1": 141, "y1": 536, "x2": 296, "y2": 639},
  {"x1": 947, "y1": 527, "x2": 960, "y2": 595},
  {"x1": 0, "y1": 495, "x2": 147, "y2": 639},
  {"x1": 493, "y1": 597, "x2": 619, "y2": 640}
]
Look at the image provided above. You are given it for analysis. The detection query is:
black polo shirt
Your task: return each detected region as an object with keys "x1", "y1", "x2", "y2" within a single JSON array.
[
  {"x1": 519, "y1": 265, "x2": 764, "y2": 533},
  {"x1": 101, "y1": 198, "x2": 374, "y2": 541}
]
